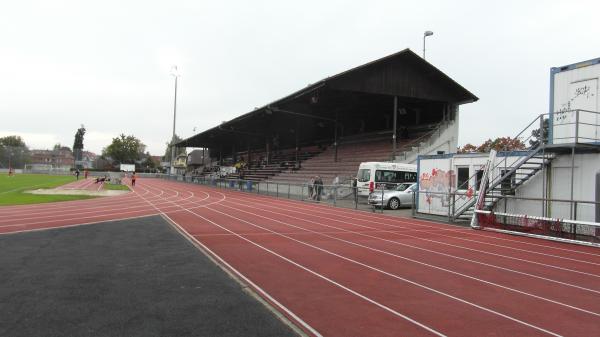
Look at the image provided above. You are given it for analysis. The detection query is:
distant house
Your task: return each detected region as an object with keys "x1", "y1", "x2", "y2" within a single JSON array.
[
  {"x1": 173, "y1": 154, "x2": 187, "y2": 175},
  {"x1": 77, "y1": 151, "x2": 97, "y2": 169},
  {"x1": 150, "y1": 156, "x2": 162, "y2": 167},
  {"x1": 30, "y1": 147, "x2": 74, "y2": 171}
]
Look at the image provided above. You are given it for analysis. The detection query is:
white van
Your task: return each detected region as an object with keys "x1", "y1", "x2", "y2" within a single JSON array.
[{"x1": 356, "y1": 162, "x2": 417, "y2": 196}]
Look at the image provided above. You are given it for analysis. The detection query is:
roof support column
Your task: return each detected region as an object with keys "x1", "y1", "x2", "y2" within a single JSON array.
[
  {"x1": 334, "y1": 112, "x2": 339, "y2": 163},
  {"x1": 232, "y1": 144, "x2": 237, "y2": 164},
  {"x1": 247, "y1": 144, "x2": 251, "y2": 167},
  {"x1": 295, "y1": 129, "x2": 299, "y2": 167},
  {"x1": 266, "y1": 139, "x2": 270, "y2": 165},
  {"x1": 393, "y1": 96, "x2": 398, "y2": 160},
  {"x1": 219, "y1": 146, "x2": 223, "y2": 166}
]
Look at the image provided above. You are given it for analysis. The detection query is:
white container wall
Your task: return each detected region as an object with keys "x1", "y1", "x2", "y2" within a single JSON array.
[{"x1": 550, "y1": 58, "x2": 600, "y2": 144}]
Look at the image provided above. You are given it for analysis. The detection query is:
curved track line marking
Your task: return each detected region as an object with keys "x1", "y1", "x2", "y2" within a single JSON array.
[
  {"x1": 227, "y1": 194, "x2": 600, "y2": 278},
  {"x1": 214, "y1": 200, "x2": 600, "y2": 316},
  {"x1": 133, "y1": 187, "x2": 325, "y2": 337}
]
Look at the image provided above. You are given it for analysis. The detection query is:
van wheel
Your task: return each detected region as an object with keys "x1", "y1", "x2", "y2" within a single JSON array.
[{"x1": 388, "y1": 198, "x2": 400, "y2": 210}]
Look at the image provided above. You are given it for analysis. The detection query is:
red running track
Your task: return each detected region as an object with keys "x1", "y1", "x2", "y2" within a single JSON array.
[{"x1": 1, "y1": 178, "x2": 599, "y2": 336}]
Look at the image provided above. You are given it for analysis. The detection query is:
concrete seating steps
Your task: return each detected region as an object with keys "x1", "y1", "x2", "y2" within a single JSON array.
[{"x1": 267, "y1": 138, "x2": 397, "y2": 183}]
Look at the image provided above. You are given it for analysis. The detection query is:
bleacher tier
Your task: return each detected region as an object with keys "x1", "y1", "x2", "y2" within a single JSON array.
[{"x1": 269, "y1": 139, "x2": 396, "y2": 184}]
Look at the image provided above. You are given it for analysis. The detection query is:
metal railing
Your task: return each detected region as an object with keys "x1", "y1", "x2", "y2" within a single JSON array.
[
  {"x1": 551, "y1": 109, "x2": 600, "y2": 144},
  {"x1": 448, "y1": 113, "x2": 550, "y2": 219},
  {"x1": 415, "y1": 189, "x2": 600, "y2": 223},
  {"x1": 159, "y1": 174, "x2": 419, "y2": 214}
]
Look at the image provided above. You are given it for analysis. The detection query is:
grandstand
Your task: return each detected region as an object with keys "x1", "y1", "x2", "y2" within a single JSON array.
[{"x1": 178, "y1": 49, "x2": 478, "y2": 183}]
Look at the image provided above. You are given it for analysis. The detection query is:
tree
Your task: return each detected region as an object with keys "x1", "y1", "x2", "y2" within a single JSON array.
[
  {"x1": 163, "y1": 134, "x2": 187, "y2": 161},
  {"x1": 53, "y1": 143, "x2": 71, "y2": 152},
  {"x1": 0, "y1": 135, "x2": 31, "y2": 169},
  {"x1": 458, "y1": 137, "x2": 526, "y2": 153},
  {"x1": 140, "y1": 153, "x2": 158, "y2": 172},
  {"x1": 102, "y1": 134, "x2": 146, "y2": 166},
  {"x1": 457, "y1": 143, "x2": 478, "y2": 153},
  {"x1": 529, "y1": 118, "x2": 549, "y2": 148}
]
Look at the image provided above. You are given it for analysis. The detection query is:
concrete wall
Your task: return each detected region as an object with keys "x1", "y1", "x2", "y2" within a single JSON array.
[
  {"x1": 399, "y1": 118, "x2": 459, "y2": 164},
  {"x1": 502, "y1": 153, "x2": 600, "y2": 221}
]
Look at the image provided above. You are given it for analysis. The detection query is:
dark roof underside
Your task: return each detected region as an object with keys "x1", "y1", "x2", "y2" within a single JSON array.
[{"x1": 177, "y1": 48, "x2": 477, "y2": 150}]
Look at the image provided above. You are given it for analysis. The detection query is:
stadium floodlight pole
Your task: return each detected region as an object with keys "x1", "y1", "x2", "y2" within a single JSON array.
[
  {"x1": 423, "y1": 30, "x2": 433, "y2": 60},
  {"x1": 170, "y1": 65, "x2": 180, "y2": 175}
]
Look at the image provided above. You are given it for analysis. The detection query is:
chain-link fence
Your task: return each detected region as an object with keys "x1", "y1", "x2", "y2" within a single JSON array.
[{"x1": 157, "y1": 174, "x2": 416, "y2": 215}]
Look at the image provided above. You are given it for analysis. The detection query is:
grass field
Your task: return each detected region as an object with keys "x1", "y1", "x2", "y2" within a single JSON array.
[
  {"x1": 103, "y1": 183, "x2": 131, "y2": 191},
  {"x1": 0, "y1": 174, "x2": 95, "y2": 206}
]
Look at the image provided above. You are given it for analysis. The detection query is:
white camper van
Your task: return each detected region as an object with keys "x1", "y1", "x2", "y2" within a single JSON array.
[{"x1": 356, "y1": 162, "x2": 417, "y2": 196}]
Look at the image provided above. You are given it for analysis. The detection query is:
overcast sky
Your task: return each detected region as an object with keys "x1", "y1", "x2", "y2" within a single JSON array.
[{"x1": 1, "y1": 0, "x2": 599, "y2": 155}]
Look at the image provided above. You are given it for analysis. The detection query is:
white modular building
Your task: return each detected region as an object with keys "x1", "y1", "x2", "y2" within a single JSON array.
[{"x1": 417, "y1": 57, "x2": 600, "y2": 224}]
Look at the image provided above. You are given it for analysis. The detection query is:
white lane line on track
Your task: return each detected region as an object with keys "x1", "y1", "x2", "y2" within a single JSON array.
[
  {"x1": 130, "y1": 184, "x2": 326, "y2": 337},
  {"x1": 226, "y1": 194, "x2": 600, "y2": 278},
  {"x1": 0, "y1": 214, "x2": 161, "y2": 236},
  {"x1": 0, "y1": 188, "x2": 146, "y2": 216},
  {"x1": 0, "y1": 194, "x2": 212, "y2": 229},
  {"x1": 253, "y1": 191, "x2": 600, "y2": 258},
  {"x1": 213, "y1": 200, "x2": 600, "y2": 317},
  {"x1": 134, "y1": 186, "x2": 444, "y2": 337},
  {"x1": 0, "y1": 190, "x2": 199, "y2": 223},
  {"x1": 198, "y1": 191, "x2": 562, "y2": 337},
  {"x1": 236, "y1": 193, "x2": 600, "y2": 264},
  {"x1": 225, "y1": 195, "x2": 600, "y2": 295},
  {"x1": 0, "y1": 181, "x2": 64, "y2": 195},
  {"x1": 0, "y1": 184, "x2": 204, "y2": 223},
  {"x1": 139, "y1": 182, "x2": 573, "y2": 335},
  {"x1": 0, "y1": 182, "x2": 204, "y2": 234}
]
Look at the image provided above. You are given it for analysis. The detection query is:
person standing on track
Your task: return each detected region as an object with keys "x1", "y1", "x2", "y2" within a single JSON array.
[
  {"x1": 131, "y1": 172, "x2": 137, "y2": 186},
  {"x1": 75, "y1": 169, "x2": 80, "y2": 180},
  {"x1": 84, "y1": 169, "x2": 88, "y2": 179}
]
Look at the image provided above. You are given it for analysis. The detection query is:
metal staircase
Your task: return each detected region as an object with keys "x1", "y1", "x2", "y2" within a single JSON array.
[
  {"x1": 452, "y1": 146, "x2": 555, "y2": 221},
  {"x1": 449, "y1": 114, "x2": 555, "y2": 221}
]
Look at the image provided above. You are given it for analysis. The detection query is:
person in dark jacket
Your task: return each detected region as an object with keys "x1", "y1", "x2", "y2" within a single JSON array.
[
  {"x1": 238, "y1": 169, "x2": 245, "y2": 190},
  {"x1": 352, "y1": 176, "x2": 358, "y2": 204},
  {"x1": 314, "y1": 176, "x2": 323, "y2": 201}
]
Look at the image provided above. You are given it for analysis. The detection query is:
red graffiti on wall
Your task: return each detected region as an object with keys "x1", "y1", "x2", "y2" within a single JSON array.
[{"x1": 419, "y1": 168, "x2": 455, "y2": 205}]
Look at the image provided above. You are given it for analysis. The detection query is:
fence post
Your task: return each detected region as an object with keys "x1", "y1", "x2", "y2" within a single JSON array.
[
  {"x1": 573, "y1": 201, "x2": 578, "y2": 221},
  {"x1": 381, "y1": 187, "x2": 384, "y2": 214},
  {"x1": 354, "y1": 186, "x2": 358, "y2": 210},
  {"x1": 276, "y1": 183, "x2": 279, "y2": 198},
  {"x1": 412, "y1": 191, "x2": 417, "y2": 217},
  {"x1": 287, "y1": 183, "x2": 291, "y2": 199},
  {"x1": 450, "y1": 192, "x2": 456, "y2": 222},
  {"x1": 333, "y1": 186, "x2": 337, "y2": 207}
]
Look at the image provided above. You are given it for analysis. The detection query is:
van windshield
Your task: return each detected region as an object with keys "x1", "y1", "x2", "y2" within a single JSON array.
[{"x1": 357, "y1": 169, "x2": 370, "y2": 182}]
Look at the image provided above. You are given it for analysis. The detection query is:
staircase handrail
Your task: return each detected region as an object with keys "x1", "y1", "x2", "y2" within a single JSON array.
[{"x1": 449, "y1": 114, "x2": 547, "y2": 219}]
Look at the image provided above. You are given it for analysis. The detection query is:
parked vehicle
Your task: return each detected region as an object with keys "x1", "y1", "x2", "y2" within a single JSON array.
[
  {"x1": 356, "y1": 162, "x2": 417, "y2": 197},
  {"x1": 368, "y1": 182, "x2": 417, "y2": 210}
]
